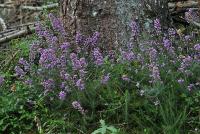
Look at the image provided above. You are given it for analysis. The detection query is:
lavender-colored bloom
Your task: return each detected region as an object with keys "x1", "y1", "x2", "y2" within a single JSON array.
[
  {"x1": 60, "y1": 42, "x2": 70, "y2": 53},
  {"x1": 152, "y1": 66, "x2": 161, "y2": 81},
  {"x1": 185, "y1": 8, "x2": 199, "y2": 22},
  {"x1": 0, "y1": 76, "x2": 4, "y2": 86},
  {"x1": 70, "y1": 53, "x2": 82, "y2": 70},
  {"x1": 59, "y1": 91, "x2": 66, "y2": 100},
  {"x1": 19, "y1": 58, "x2": 30, "y2": 71},
  {"x1": 60, "y1": 70, "x2": 70, "y2": 80},
  {"x1": 42, "y1": 30, "x2": 58, "y2": 45},
  {"x1": 121, "y1": 50, "x2": 135, "y2": 62},
  {"x1": 149, "y1": 64, "x2": 161, "y2": 83},
  {"x1": 178, "y1": 79, "x2": 184, "y2": 84},
  {"x1": 76, "y1": 32, "x2": 84, "y2": 44},
  {"x1": 39, "y1": 48, "x2": 58, "y2": 69},
  {"x1": 168, "y1": 28, "x2": 176, "y2": 37},
  {"x1": 58, "y1": 54, "x2": 67, "y2": 68},
  {"x1": 130, "y1": 20, "x2": 140, "y2": 37},
  {"x1": 122, "y1": 75, "x2": 130, "y2": 82},
  {"x1": 35, "y1": 22, "x2": 45, "y2": 37},
  {"x1": 24, "y1": 79, "x2": 32, "y2": 85},
  {"x1": 179, "y1": 56, "x2": 193, "y2": 72},
  {"x1": 188, "y1": 84, "x2": 194, "y2": 91},
  {"x1": 154, "y1": 18, "x2": 161, "y2": 34},
  {"x1": 48, "y1": 13, "x2": 66, "y2": 36},
  {"x1": 163, "y1": 38, "x2": 172, "y2": 49},
  {"x1": 79, "y1": 69, "x2": 87, "y2": 78},
  {"x1": 29, "y1": 42, "x2": 40, "y2": 62},
  {"x1": 60, "y1": 82, "x2": 66, "y2": 89},
  {"x1": 184, "y1": 35, "x2": 191, "y2": 41},
  {"x1": 79, "y1": 57, "x2": 87, "y2": 68},
  {"x1": 194, "y1": 44, "x2": 200, "y2": 51},
  {"x1": 149, "y1": 48, "x2": 157, "y2": 63},
  {"x1": 76, "y1": 79, "x2": 85, "y2": 90},
  {"x1": 101, "y1": 73, "x2": 110, "y2": 84},
  {"x1": 42, "y1": 79, "x2": 54, "y2": 92},
  {"x1": 91, "y1": 32, "x2": 100, "y2": 46},
  {"x1": 15, "y1": 66, "x2": 26, "y2": 78},
  {"x1": 72, "y1": 101, "x2": 85, "y2": 115},
  {"x1": 93, "y1": 48, "x2": 104, "y2": 66},
  {"x1": 108, "y1": 50, "x2": 115, "y2": 61}
]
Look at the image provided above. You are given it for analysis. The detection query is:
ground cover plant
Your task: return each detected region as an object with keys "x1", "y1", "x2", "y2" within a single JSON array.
[{"x1": 0, "y1": 12, "x2": 200, "y2": 134}]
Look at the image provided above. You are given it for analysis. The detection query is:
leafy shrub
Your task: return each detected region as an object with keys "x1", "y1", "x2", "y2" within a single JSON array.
[{"x1": 0, "y1": 13, "x2": 200, "y2": 133}]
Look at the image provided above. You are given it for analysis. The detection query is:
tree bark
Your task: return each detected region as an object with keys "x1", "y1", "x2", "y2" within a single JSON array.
[{"x1": 59, "y1": 0, "x2": 139, "y2": 49}]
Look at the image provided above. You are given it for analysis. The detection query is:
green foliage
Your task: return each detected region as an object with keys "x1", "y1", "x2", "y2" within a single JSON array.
[{"x1": 92, "y1": 120, "x2": 119, "y2": 134}]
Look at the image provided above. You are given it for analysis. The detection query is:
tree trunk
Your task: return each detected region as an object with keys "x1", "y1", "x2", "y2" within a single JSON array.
[{"x1": 59, "y1": 0, "x2": 139, "y2": 48}]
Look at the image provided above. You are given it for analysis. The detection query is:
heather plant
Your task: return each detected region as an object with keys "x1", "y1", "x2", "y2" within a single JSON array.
[{"x1": 1, "y1": 13, "x2": 200, "y2": 133}]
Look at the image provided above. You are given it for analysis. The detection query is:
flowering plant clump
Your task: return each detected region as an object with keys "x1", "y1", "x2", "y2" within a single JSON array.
[{"x1": 10, "y1": 13, "x2": 200, "y2": 133}]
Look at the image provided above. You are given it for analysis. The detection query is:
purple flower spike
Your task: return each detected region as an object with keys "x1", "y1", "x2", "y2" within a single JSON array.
[
  {"x1": 130, "y1": 20, "x2": 140, "y2": 38},
  {"x1": 42, "y1": 79, "x2": 54, "y2": 92},
  {"x1": 93, "y1": 48, "x2": 104, "y2": 66},
  {"x1": 48, "y1": 13, "x2": 66, "y2": 36},
  {"x1": 15, "y1": 66, "x2": 26, "y2": 78},
  {"x1": 178, "y1": 79, "x2": 184, "y2": 84},
  {"x1": 101, "y1": 73, "x2": 110, "y2": 84},
  {"x1": 39, "y1": 48, "x2": 58, "y2": 69},
  {"x1": 76, "y1": 79, "x2": 85, "y2": 90},
  {"x1": 194, "y1": 44, "x2": 200, "y2": 51},
  {"x1": 154, "y1": 18, "x2": 161, "y2": 34},
  {"x1": 59, "y1": 91, "x2": 66, "y2": 100},
  {"x1": 72, "y1": 101, "x2": 85, "y2": 115}
]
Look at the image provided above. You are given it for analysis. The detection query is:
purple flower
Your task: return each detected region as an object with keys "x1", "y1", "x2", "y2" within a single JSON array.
[
  {"x1": 194, "y1": 44, "x2": 200, "y2": 51},
  {"x1": 60, "y1": 42, "x2": 70, "y2": 53},
  {"x1": 35, "y1": 22, "x2": 45, "y2": 37},
  {"x1": 101, "y1": 73, "x2": 110, "y2": 84},
  {"x1": 72, "y1": 101, "x2": 85, "y2": 115},
  {"x1": 48, "y1": 13, "x2": 66, "y2": 36},
  {"x1": 184, "y1": 35, "x2": 191, "y2": 41},
  {"x1": 149, "y1": 64, "x2": 161, "y2": 83},
  {"x1": 60, "y1": 70, "x2": 70, "y2": 80},
  {"x1": 0, "y1": 76, "x2": 4, "y2": 86},
  {"x1": 43, "y1": 30, "x2": 58, "y2": 45},
  {"x1": 15, "y1": 66, "x2": 26, "y2": 78},
  {"x1": 39, "y1": 48, "x2": 58, "y2": 69},
  {"x1": 188, "y1": 84, "x2": 194, "y2": 91},
  {"x1": 76, "y1": 32, "x2": 84, "y2": 44},
  {"x1": 178, "y1": 79, "x2": 184, "y2": 84},
  {"x1": 42, "y1": 79, "x2": 54, "y2": 92},
  {"x1": 163, "y1": 38, "x2": 172, "y2": 49},
  {"x1": 79, "y1": 57, "x2": 87, "y2": 68},
  {"x1": 19, "y1": 58, "x2": 30, "y2": 71},
  {"x1": 29, "y1": 42, "x2": 40, "y2": 62},
  {"x1": 185, "y1": 9, "x2": 199, "y2": 22},
  {"x1": 70, "y1": 53, "x2": 85, "y2": 70},
  {"x1": 168, "y1": 28, "x2": 176, "y2": 37},
  {"x1": 121, "y1": 50, "x2": 135, "y2": 62},
  {"x1": 91, "y1": 32, "x2": 100, "y2": 46},
  {"x1": 79, "y1": 69, "x2": 87, "y2": 78},
  {"x1": 154, "y1": 18, "x2": 161, "y2": 34},
  {"x1": 179, "y1": 56, "x2": 193, "y2": 72},
  {"x1": 93, "y1": 48, "x2": 104, "y2": 66},
  {"x1": 149, "y1": 48, "x2": 157, "y2": 63},
  {"x1": 24, "y1": 79, "x2": 32, "y2": 85},
  {"x1": 130, "y1": 20, "x2": 140, "y2": 38},
  {"x1": 59, "y1": 91, "x2": 66, "y2": 100},
  {"x1": 76, "y1": 79, "x2": 85, "y2": 90},
  {"x1": 122, "y1": 75, "x2": 130, "y2": 82}
]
